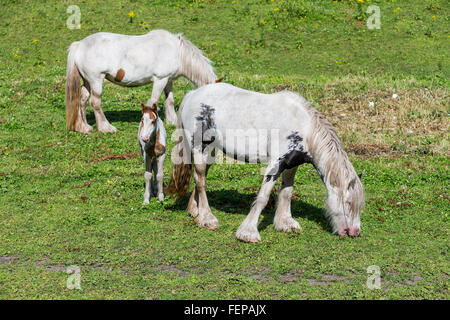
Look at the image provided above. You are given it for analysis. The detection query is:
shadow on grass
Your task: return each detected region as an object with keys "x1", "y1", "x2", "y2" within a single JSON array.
[
  {"x1": 167, "y1": 188, "x2": 331, "y2": 233},
  {"x1": 86, "y1": 110, "x2": 141, "y2": 124},
  {"x1": 86, "y1": 106, "x2": 176, "y2": 125}
]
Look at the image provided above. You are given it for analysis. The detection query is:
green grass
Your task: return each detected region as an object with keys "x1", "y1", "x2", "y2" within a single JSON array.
[{"x1": 0, "y1": 0, "x2": 449, "y2": 299}]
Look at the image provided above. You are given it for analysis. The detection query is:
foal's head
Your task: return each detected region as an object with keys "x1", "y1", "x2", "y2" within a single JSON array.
[{"x1": 139, "y1": 103, "x2": 158, "y2": 144}]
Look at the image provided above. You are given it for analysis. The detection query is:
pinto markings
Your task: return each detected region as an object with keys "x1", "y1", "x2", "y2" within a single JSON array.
[
  {"x1": 154, "y1": 130, "x2": 165, "y2": 157},
  {"x1": 114, "y1": 68, "x2": 125, "y2": 82},
  {"x1": 266, "y1": 131, "x2": 312, "y2": 182},
  {"x1": 192, "y1": 103, "x2": 216, "y2": 151}
]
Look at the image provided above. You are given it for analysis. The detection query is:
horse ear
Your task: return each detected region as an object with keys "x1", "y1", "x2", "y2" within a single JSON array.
[
  {"x1": 358, "y1": 173, "x2": 363, "y2": 180},
  {"x1": 151, "y1": 103, "x2": 158, "y2": 116},
  {"x1": 215, "y1": 77, "x2": 224, "y2": 83},
  {"x1": 141, "y1": 103, "x2": 145, "y2": 113}
]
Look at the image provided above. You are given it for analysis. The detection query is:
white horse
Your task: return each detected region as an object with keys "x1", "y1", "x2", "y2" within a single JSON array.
[
  {"x1": 138, "y1": 103, "x2": 166, "y2": 204},
  {"x1": 168, "y1": 83, "x2": 365, "y2": 242},
  {"x1": 66, "y1": 29, "x2": 220, "y2": 133}
]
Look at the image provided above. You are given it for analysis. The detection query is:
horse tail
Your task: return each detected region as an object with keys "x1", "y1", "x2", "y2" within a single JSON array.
[
  {"x1": 177, "y1": 33, "x2": 217, "y2": 87},
  {"x1": 166, "y1": 98, "x2": 192, "y2": 198},
  {"x1": 65, "y1": 42, "x2": 81, "y2": 132}
]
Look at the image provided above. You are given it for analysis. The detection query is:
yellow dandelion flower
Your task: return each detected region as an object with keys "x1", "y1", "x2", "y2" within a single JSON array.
[
  {"x1": 358, "y1": 0, "x2": 364, "y2": 3},
  {"x1": 128, "y1": 11, "x2": 135, "y2": 18},
  {"x1": 232, "y1": 0, "x2": 236, "y2": 3},
  {"x1": 274, "y1": 7, "x2": 279, "y2": 11},
  {"x1": 33, "y1": 39, "x2": 39, "y2": 43}
]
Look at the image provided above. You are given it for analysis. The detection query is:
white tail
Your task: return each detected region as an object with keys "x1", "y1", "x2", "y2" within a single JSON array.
[{"x1": 65, "y1": 42, "x2": 81, "y2": 132}]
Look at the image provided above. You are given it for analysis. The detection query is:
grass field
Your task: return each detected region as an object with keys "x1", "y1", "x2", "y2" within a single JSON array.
[{"x1": 0, "y1": 0, "x2": 449, "y2": 299}]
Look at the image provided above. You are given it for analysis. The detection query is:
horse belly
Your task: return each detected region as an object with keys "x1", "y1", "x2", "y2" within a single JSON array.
[{"x1": 105, "y1": 71, "x2": 153, "y2": 87}]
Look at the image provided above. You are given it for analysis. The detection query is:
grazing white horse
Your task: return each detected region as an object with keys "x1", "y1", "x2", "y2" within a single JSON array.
[
  {"x1": 66, "y1": 29, "x2": 220, "y2": 133},
  {"x1": 168, "y1": 83, "x2": 365, "y2": 242},
  {"x1": 138, "y1": 103, "x2": 166, "y2": 204}
]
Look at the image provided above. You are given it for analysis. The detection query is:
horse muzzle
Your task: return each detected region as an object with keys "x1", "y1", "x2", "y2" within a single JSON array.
[{"x1": 338, "y1": 226, "x2": 360, "y2": 237}]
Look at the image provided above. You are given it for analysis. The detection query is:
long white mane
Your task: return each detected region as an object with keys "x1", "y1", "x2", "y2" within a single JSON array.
[
  {"x1": 306, "y1": 107, "x2": 365, "y2": 220},
  {"x1": 178, "y1": 34, "x2": 216, "y2": 87}
]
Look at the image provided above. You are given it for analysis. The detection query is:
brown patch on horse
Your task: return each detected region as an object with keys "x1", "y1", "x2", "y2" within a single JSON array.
[
  {"x1": 141, "y1": 103, "x2": 158, "y2": 120},
  {"x1": 215, "y1": 77, "x2": 224, "y2": 83},
  {"x1": 154, "y1": 130, "x2": 165, "y2": 157},
  {"x1": 115, "y1": 68, "x2": 125, "y2": 82},
  {"x1": 138, "y1": 120, "x2": 143, "y2": 136}
]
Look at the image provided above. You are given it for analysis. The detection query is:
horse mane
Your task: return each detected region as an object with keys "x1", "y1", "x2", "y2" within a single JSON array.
[
  {"x1": 177, "y1": 34, "x2": 217, "y2": 87},
  {"x1": 305, "y1": 105, "x2": 365, "y2": 218}
]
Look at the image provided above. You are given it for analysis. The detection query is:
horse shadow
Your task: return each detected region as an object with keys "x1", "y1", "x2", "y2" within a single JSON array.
[
  {"x1": 167, "y1": 188, "x2": 331, "y2": 233},
  {"x1": 86, "y1": 107, "x2": 171, "y2": 125}
]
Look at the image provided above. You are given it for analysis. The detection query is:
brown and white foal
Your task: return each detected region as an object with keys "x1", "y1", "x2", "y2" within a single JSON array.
[{"x1": 138, "y1": 103, "x2": 166, "y2": 204}]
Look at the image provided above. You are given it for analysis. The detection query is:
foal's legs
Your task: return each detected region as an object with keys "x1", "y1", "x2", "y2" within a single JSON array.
[
  {"x1": 273, "y1": 166, "x2": 302, "y2": 232},
  {"x1": 143, "y1": 153, "x2": 153, "y2": 205},
  {"x1": 163, "y1": 81, "x2": 177, "y2": 126},
  {"x1": 236, "y1": 165, "x2": 278, "y2": 242},
  {"x1": 192, "y1": 154, "x2": 219, "y2": 229},
  {"x1": 89, "y1": 77, "x2": 117, "y2": 133},
  {"x1": 155, "y1": 154, "x2": 165, "y2": 201}
]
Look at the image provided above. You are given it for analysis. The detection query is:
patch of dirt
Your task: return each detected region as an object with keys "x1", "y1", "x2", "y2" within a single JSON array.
[
  {"x1": 154, "y1": 264, "x2": 190, "y2": 278},
  {"x1": 281, "y1": 269, "x2": 304, "y2": 283},
  {"x1": 0, "y1": 254, "x2": 111, "y2": 273},
  {"x1": 308, "y1": 274, "x2": 350, "y2": 286},
  {"x1": 125, "y1": 264, "x2": 191, "y2": 278},
  {"x1": 250, "y1": 267, "x2": 271, "y2": 282},
  {"x1": 346, "y1": 143, "x2": 395, "y2": 156},
  {"x1": 273, "y1": 84, "x2": 294, "y2": 91},
  {"x1": 384, "y1": 273, "x2": 424, "y2": 289},
  {"x1": 0, "y1": 255, "x2": 20, "y2": 264},
  {"x1": 405, "y1": 275, "x2": 423, "y2": 286}
]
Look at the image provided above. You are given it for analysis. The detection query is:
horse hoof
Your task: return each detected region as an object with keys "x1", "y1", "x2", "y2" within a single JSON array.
[
  {"x1": 196, "y1": 216, "x2": 219, "y2": 230},
  {"x1": 188, "y1": 209, "x2": 199, "y2": 218},
  {"x1": 236, "y1": 228, "x2": 261, "y2": 243},
  {"x1": 158, "y1": 194, "x2": 164, "y2": 202},
  {"x1": 274, "y1": 218, "x2": 302, "y2": 233},
  {"x1": 98, "y1": 123, "x2": 117, "y2": 133},
  {"x1": 75, "y1": 123, "x2": 93, "y2": 134},
  {"x1": 143, "y1": 199, "x2": 150, "y2": 205}
]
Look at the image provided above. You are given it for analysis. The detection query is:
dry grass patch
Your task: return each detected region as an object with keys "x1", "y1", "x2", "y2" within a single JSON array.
[{"x1": 319, "y1": 87, "x2": 449, "y2": 155}]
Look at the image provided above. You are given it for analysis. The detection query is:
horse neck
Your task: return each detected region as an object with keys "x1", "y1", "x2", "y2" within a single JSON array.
[
  {"x1": 306, "y1": 110, "x2": 354, "y2": 191},
  {"x1": 178, "y1": 37, "x2": 216, "y2": 87}
]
